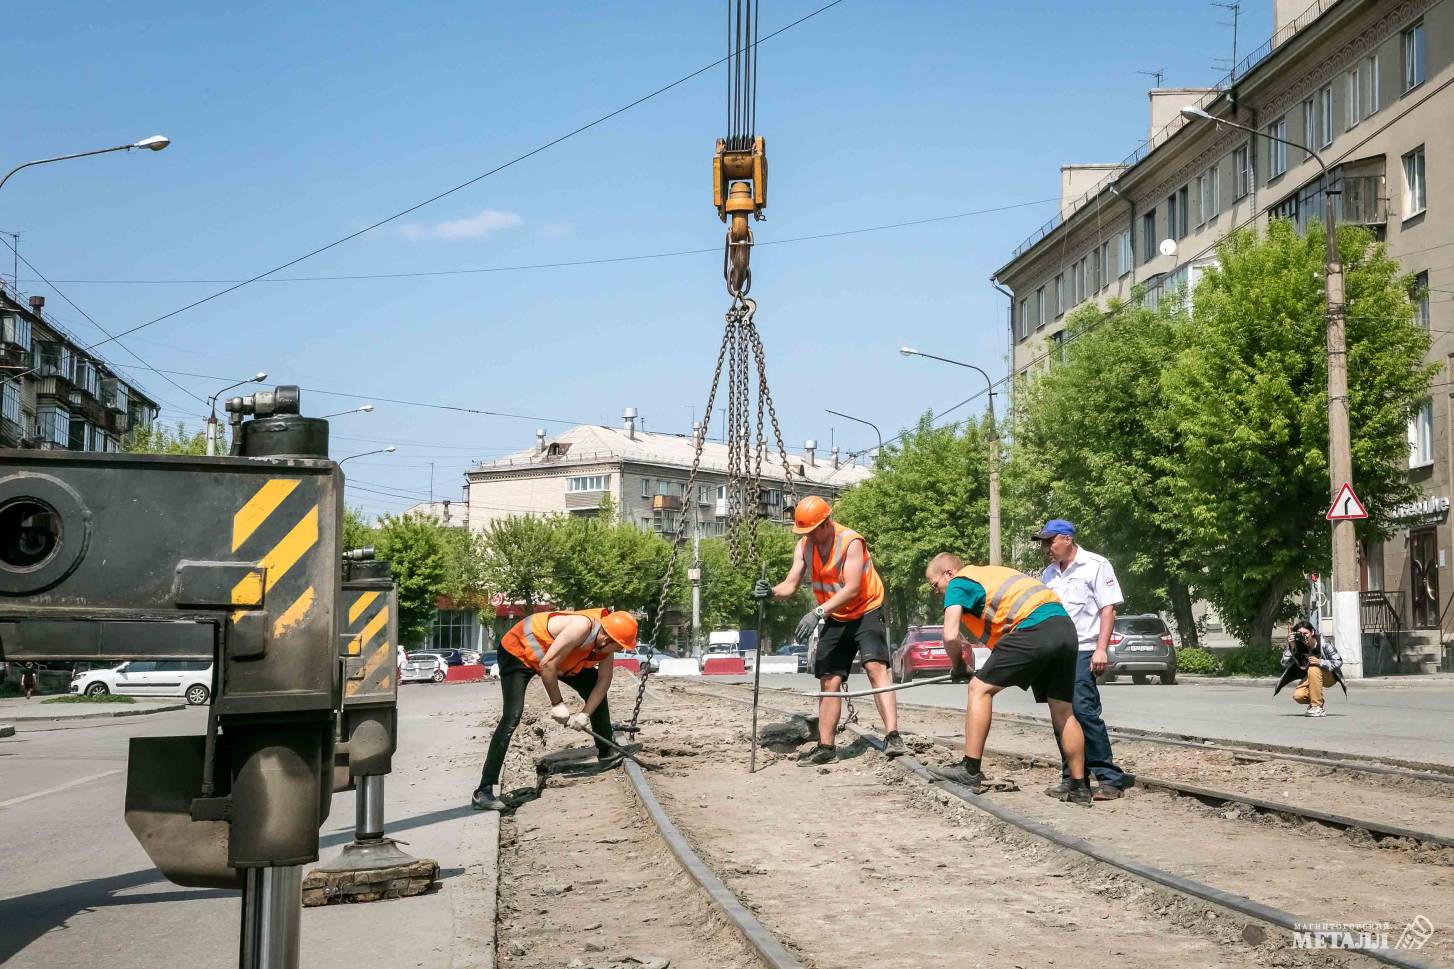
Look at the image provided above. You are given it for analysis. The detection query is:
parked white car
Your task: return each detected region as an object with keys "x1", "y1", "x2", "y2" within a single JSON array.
[
  {"x1": 71, "y1": 660, "x2": 213, "y2": 705},
  {"x1": 400, "y1": 653, "x2": 447, "y2": 684}
]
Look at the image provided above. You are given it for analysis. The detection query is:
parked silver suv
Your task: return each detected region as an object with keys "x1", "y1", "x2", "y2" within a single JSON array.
[{"x1": 1102, "y1": 614, "x2": 1177, "y2": 685}]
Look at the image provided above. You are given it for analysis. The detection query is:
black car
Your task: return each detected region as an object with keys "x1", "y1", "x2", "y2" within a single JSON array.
[
  {"x1": 776, "y1": 642, "x2": 809, "y2": 673},
  {"x1": 414, "y1": 649, "x2": 468, "y2": 667}
]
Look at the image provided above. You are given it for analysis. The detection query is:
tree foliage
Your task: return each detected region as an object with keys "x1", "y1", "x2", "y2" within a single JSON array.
[
  {"x1": 1157, "y1": 221, "x2": 1431, "y2": 645},
  {"x1": 685, "y1": 527, "x2": 808, "y2": 647},
  {"x1": 832, "y1": 414, "x2": 994, "y2": 631},
  {"x1": 123, "y1": 421, "x2": 212, "y2": 455},
  {"x1": 374, "y1": 513, "x2": 453, "y2": 648},
  {"x1": 343, "y1": 506, "x2": 379, "y2": 552}
]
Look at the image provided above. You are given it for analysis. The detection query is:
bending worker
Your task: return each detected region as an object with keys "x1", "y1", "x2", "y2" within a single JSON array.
[
  {"x1": 472, "y1": 608, "x2": 638, "y2": 812},
  {"x1": 924, "y1": 552, "x2": 1093, "y2": 805},
  {"x1": 755, "y1": 496, "x2": 906, "y2": 763}
]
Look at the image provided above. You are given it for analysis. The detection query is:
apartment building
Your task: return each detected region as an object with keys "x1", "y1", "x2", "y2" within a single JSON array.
[
  {"x1": 0, "y1": 287, "x2": 158, "y2": 451},
  {"x1": 464, "y1": 409, "x2": 872, "y2": 536},
  {"x1": 994, "y1": 0, "x2": 1451, "y2": 670}
]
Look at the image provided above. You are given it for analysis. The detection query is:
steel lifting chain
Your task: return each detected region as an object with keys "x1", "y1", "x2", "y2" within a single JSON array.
[{"x1": 626, "y1": 297, "x2": 796, "y2": 736}]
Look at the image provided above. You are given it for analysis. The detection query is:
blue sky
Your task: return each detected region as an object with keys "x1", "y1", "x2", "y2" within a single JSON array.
[{"x1": 6, "y1": 0, "x2": 1270, "y2": 517}]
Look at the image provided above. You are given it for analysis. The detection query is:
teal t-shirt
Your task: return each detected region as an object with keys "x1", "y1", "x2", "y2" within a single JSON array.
[{"x1": 944, "y1": 576, "x2": 1068, "y2": 631}]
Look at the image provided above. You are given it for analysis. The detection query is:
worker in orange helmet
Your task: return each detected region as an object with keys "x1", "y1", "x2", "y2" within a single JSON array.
[
  {"x1": 472, "y1": 608, "x2": 638, "y2": 811},
  {"x1": 754, "y1": 496, "x2": 905, "y2": 764}
]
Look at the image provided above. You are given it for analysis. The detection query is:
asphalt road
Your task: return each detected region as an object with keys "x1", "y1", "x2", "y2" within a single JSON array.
[
  {"x1": 0, "y1": 684, "x2": 498, "y2": 969},
  {"x1": 727, "y1": 672, "x2": 1454, "y2": 767}
]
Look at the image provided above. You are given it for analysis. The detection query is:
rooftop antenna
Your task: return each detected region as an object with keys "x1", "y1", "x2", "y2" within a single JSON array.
[
  {"x1": 1137, "y1": 68, "x2": 1166, "y2": 88},
  {"x1": 0, "y1": 230, "x2": 17, "y2": 290},
  {"x1": 1212, "y1": 2, "x2": 1241, "y2": 77}
]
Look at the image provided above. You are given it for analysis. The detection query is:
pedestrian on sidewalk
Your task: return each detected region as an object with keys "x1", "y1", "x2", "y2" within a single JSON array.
[
  {"x1": 754, "y1": 496, "x2": 906, "y2": 764},
  {"x1": 923, "y1": 552, "x2": 1094, "y2": 805},
  {"x1": 1274, "y1": 620, "x2": 1346, "y2": 717},
  {"x1": 1036, "y1": 520, "x2": 1129, "y2": 801},
  {"x1": 471, "y1": 608, "x2": 638, "y2": 812},
  {"x1": 19, "y1": 662, "x2": 39, "y2": 699}
]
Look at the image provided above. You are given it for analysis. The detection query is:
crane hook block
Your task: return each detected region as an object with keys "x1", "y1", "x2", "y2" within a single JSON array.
[{"x1": 713, "y1": 136, "x2": 767, "y2": 223}]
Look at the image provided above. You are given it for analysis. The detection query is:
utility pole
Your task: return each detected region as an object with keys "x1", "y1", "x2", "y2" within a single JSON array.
[{"x1": 689, "y1": 526, "x2": 703, "y2": 658}]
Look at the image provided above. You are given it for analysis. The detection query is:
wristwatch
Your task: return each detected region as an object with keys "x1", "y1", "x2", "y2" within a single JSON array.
[{"x1": 813, "y1": 606, "x2": 825, "y2": 619}]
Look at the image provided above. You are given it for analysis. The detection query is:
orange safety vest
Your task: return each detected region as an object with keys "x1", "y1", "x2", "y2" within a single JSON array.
[
  {"x1": 801, "y1": 523, "x2": 885, "y2": 621},
  {"x1": 954, "y1": 565, "x2": 1062, "y2": 649},
  {"x1": 501, "y1": 608, "x2": 615, "y2": 675}
]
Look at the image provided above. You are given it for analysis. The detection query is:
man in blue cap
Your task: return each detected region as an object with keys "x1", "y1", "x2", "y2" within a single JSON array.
[{"x1": 1036, "y1": 519, "x2": 1128, "y2": 801}]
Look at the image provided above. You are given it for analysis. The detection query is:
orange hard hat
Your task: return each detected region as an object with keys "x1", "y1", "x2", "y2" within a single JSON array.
[
  {"x1": 600, "y1": 611, "x2": 639, "y2": 651},
  {"x1": 792, "y1": 495, "x2": 832, "y2": 534}
]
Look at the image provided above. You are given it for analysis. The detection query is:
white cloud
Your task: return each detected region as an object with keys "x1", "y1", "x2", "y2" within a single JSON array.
[
  {"x1": 539, "y1": 220, "x2": 575, "y2": 239},
  {"x1": 397, "y1": 208, "x2": 523, "y2": 241}
]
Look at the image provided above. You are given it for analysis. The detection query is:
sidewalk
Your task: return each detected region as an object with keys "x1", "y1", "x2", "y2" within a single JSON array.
[{"x1": 0, "y1": 697, "x2": 186, "y2": 722}]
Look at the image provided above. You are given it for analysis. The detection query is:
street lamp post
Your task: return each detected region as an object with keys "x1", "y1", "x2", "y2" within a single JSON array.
[
  {"x1": 0, "y1": 136, "x2": 171, "y2": 194},
  {"x1": 825, "y1": 408, "x2": 883, "y2": 464},
  {"x1": 338, "y1": 446, "x2": 395, "y2": 465},
  {"x1": 320, "y1": 404, "x2": 375, "y2": 419},
  {"x1": 1180, "y1": 105, "x2": 1360, "y2": 676},
  {"x1": 899, "y1": 348, "x2": 1002, "y2": 566},
  {"x1": 207, "y1": 372, "x2": 268, "y2": 456}
]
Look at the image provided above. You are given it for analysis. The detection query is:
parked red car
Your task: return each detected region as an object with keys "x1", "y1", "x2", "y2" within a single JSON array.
[{"x1": 891, "y1": 626, "x2": 952, "y2": 683}]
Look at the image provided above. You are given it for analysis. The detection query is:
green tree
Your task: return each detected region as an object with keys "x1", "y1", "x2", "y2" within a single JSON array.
[
  {"x1": 123, "y1": 421, "x2": 211, "y2": 455},
  {"x1": 686, "y1": 527, "x2": 806, "y2": 648},
  {"x1": 343, "y1": 506, "x2": 379, "y2": 552},
  {"x1": 472, "y1": 514, "x2": 565, "y2": 610},
  {"x1": 1157, "y1": 221, "x2": 1432, "y2": 646},
  {"x1": 552, "y1": 504, "x2": 672, "y2": 620},
  {"x1": 1006, "y1": 297, "x2": 1202, "y2": 644},
  {"x1": 832, "y1": 414, "x2": 994, "y2": 633},
  {"x1": 374, "y1": 513, "x2": 451, "y2": 648}
]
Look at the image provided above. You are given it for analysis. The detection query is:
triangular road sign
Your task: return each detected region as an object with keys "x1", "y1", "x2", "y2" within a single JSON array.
[{"x1": 1326, "y1": 483, "x2": 1368, "y2": 521}]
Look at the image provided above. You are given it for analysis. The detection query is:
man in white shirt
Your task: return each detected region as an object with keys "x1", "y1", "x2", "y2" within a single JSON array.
[{"x1": 1036, "y1": 519, "x2": 1128, "y2": 800}]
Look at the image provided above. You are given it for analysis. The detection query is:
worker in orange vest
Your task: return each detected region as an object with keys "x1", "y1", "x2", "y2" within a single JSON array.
[
  {"x1": 472, "y1": 608, "x2": 638, "y2": 812},
  {"x1": 754, "y1": 496, "x2": 905, "y2": 764},
  {"x1": 924, "y1": 552, "x2": 1092, "y2": 804}
]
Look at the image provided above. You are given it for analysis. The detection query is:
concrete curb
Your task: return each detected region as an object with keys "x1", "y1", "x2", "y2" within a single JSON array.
[
  {"x1": 1, "y1": 701, "x2": 186, "y2": 722},
  {"x1": 451, "y1": 801, "x2": 501, "y2": 969}
]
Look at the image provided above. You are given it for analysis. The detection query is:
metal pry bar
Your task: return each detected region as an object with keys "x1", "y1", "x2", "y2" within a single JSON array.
[{"x1": 796, "y1": 674, "x2": 956, "y2": 699}]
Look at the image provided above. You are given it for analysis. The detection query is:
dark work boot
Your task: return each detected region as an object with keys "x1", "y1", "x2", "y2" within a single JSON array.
[
  {"x1": 1044, "y1": 777, "x2": 1073, "y2": 797},
  {"x1": 471, "y1": 786, "x2": 507, "y2": 811},
  {"x1": 883, "y1": 731, "x2": 908, "y2": 758},
  {"x1": 1055, "y1": 778, "x2": 1093, "y2": 807},
  {"x1": 927, "y1": 761, "x2": 988, "y2": 793},
  {"x1": 797, "y1": 744, "x2": 838, "y2": 765}
]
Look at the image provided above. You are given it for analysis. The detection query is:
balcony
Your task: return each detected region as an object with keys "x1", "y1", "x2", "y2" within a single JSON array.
[
  {"x1": 651, "y1": 494, "x2": 683, "y2": 512},
  {"x1": 1337, "y1": 175, "x2": 1386, "y2": 226},
  {"x1": 35, "y1": 375, "x2": 70, "y2": 399},
  {"x1": 0, "y1": 414, "x2": 23, "y2": 447},
  {"x1": 564, "y1": 490, "x2": 604, "y2": 512}
]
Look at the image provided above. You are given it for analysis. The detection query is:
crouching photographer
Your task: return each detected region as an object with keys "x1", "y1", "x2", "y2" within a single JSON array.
[{"x1": 1273, "y1": 620, "x2": 1347, "y2": 717}]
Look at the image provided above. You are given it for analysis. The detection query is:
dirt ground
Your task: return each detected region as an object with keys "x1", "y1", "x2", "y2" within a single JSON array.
[
  {"x1": 690, "y1": 682, "x2": 1454, "y2": 966},
  {"x1": 491, "y1": 695, "x2": 769, "y2": 969}
]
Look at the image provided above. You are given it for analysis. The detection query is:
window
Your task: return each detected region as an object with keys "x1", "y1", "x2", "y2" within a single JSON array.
[
  {"x1": 1409, "y1": 399, "x2": 1434, "y2": 467},
  {"x1": 1117, "y1": 229, "x2": 1132, "y2": 277},
  {"x1": 1074, "y1": 257, "x2": 1087, "y2": 302},
  {"x1": 1035, "y1": 286, "x2": 1046, "y2": 328},
  {"x1": 1403, "y1": 21, "x2": 1425, "y2": 92},
  {"x1": 1412, "y1": 271, "x2": 1430, "y2": 330},
  {"x1": 0, "y1": 380, "x2": 20, "y2": 424},
  {"x1": 1098, "y1": 241, "x2": 1111, "y2": 290},
  {"x1": 1270, "y1": 192, "x2": 1299, "y2": 223},
  {"x1": 35, "y1": 403, "x2": 69, "y2": 446},
  {"x1": 1141, "y1": 210, "x2": 1157, "y2": 261},
  {"x1": 1317, "y1": 85, "x2": 1333, "y2": 148},
  {"x1": 72, "y1": 358, "x2": 98, "y2": 398},
  {"x1": 1233, "y1": 144, "x2": 1250, "y2": 200},
  {"x1": 0, "y1": 313, "x2": 31, "y2": 350},
  {"x1": 1054, "y1": 274, "x2": 1065, "y2": 317},
  {"x1": 1302, "y1": 96, "x2": 1315, "y2": 153},
  {"x1": 698, "y1": 484, "x2": 710, "y2": 504},
  {"x1": 1366, "y1": 54, "x2": 1380, "y2": 116},
  {"x1": 1091, "y1": 247, "x2": 1103, "y2": 292},
  {"x1": 1403, "y1": 145, "x2": 1426, "y2": 216},
  {"x1": 1050, "y1": 330, "x2": 1068, "y2": 365},
  {"x1": 640, "y1": 477, "x2": 652, "y2": 498},
  {"x1": 567, "y1": 474, "x2": 608, "y2": 493},
  {"x1": 1206, "y1": 163, "x2": 1220, "y2": 219},
  {"x1": 1017, "y1": 298, "x2": 1029, "y2": 339},
  {"x1": 1267, "y1": 117, "x2": 1287, "y2": 177},
  {"x1": 1168, "y1": 186, "x2": 1189, "y2": 240}
]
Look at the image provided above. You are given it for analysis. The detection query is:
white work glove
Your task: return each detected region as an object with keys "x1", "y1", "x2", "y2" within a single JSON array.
[
  {"x1": 549, "y1": 703, "x2": 571, "y2": 725},
  {"x1": 567, "y1": 712, "x2": 591, "y2": 732}
]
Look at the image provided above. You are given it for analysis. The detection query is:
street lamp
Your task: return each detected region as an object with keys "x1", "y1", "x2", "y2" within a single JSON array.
[
  {"x1": 339, "y1": 446, "x2": 395, "y2": 465},
  {"x1": 206, "y1": 372, "x2": 268, "y2": 456},
  {"x1": 825, "y1": 409, "x2": 883, "y2": 465},
  {"x1": 899, "y1": 347, "x2": 1002, "y2": 565},
  {"x1": 0, "y1": 135, "x2": 171, "y2": 194},
  {"x1": 321, "y1": 404, "x2": 375, "y2": 419},
  {"x1": 1180, "y1": 104, "x2": 1360, "y2": 673}
]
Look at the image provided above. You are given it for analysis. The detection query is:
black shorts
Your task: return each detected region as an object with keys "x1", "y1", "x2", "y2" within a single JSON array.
[
  {"x1": 975, "y1": 615, "x2": 1078, "y2": 704},
  {"x1": 813, "y1": 607, "x2": 892, "y2": 679}
]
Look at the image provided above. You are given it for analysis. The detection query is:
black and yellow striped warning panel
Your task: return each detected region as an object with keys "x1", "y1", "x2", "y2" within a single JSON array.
[{"x1": 341, "y1": 584, "x2": 397, "y2": 706}]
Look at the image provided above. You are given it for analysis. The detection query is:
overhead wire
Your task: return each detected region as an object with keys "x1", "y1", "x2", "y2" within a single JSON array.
[{"x1": 77, "y1": 0, "x2": 845, "y2": 355}]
